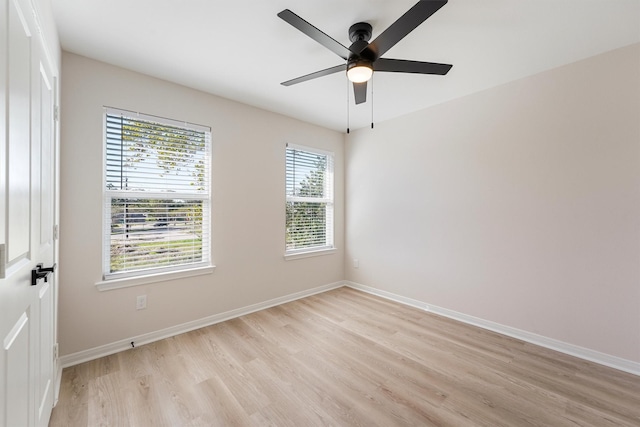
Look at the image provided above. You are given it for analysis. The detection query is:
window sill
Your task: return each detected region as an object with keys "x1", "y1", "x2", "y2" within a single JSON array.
[
  {"x1": 284, "y1": 248, "x2": 336, "y2": 261},
  {"x1": 96, "y1": 265, "x2": 215, "y2": 291}
]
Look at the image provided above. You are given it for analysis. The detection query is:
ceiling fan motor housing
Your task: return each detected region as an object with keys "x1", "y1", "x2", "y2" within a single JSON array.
[{"x1": 348, "y1": 22, "x2": 377, "y2": 61}]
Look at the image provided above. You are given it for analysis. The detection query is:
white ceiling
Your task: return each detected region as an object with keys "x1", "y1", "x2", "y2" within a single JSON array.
[{"x1": 52, "y1": 0, "x2": 640, "y2": 132}]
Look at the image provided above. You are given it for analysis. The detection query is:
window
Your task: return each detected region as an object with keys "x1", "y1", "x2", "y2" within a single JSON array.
[
  {"x1": 285, "y1": 144, "x2": 334, "y2": 255},
  {"x1": 103, "y1": 107, "x2": 211, "y2": 280}
]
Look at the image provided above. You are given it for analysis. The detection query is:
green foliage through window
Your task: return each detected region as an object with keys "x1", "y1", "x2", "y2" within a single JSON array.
[
  {"x1": 104, "y1": 108, "x2": 211, "y2": 277},
  {"x1": 285, "y1": 145, "x2": 334, "y2": 252}
]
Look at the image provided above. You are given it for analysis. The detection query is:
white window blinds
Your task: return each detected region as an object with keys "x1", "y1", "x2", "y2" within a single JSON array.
[
  {"x1": 285, "y1": 144, "x2": 334, "y2": 253},
  {"x1": 103, "y1": 108, "x2": 211, "y2": 278}
]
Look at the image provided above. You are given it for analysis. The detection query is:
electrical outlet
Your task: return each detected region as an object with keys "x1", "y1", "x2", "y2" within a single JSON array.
[
  {"x1": 136, "y1": 295, "x2": 147, "y2": 310},
  {"x1": 353, "y1": 259, "x2": 359, "y2": 268}
]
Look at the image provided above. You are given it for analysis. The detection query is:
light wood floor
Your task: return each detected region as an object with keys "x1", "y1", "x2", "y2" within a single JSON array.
[{"x1": 50, "y1": 287, "x2": 640, "y2": 426}]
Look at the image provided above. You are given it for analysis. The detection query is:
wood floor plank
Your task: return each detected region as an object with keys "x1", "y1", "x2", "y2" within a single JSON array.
[
  {"x1": 48, "y1": 365, "x2": 89, "y2": 426},
  {"x1": 50, "y1": 287, "x2": 640, "y2": 426}
]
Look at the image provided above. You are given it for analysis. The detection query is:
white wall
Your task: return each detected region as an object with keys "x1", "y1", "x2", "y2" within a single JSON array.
[
  {"x1": 58, "y1": 52, "x2": 345, "y2": 356},
  {"x1": 345, "y1": 43, "x2": 640, "y2": 363}
]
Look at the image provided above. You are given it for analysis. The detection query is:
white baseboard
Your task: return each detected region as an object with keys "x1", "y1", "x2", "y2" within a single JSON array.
[
  {"x1": 59, "y1": 281, "x2": 344, "y2": 368},
  {"x1": 345, "y1": 281, "x2": 640, "y2": 377},
  {"x1": 59, "y1": 279, "x2": 640, "y2": 377}
]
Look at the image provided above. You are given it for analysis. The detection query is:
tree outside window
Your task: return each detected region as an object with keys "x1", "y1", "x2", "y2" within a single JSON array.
[{"x1": 285, "y1": 145, "x2": 334, "y2": 253}]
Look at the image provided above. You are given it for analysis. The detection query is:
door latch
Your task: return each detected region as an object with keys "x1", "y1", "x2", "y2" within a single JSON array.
[{"x1": 31, "y1": 263, "x2": 56, "y2": 286}]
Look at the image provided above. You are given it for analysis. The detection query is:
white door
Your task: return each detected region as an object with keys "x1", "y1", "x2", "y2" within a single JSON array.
[{"x1": 0, "y1": 0, "x2": 57, "y2": 425}]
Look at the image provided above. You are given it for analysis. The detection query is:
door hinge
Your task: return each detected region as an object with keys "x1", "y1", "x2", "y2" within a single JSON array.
[
  {"x1": 53, "y1": 343, "x2": 59, "y2": 360},
  {"x1": 54, "y1": 106, "x2": 60, "y2": 122},
  {"x1": 53, "y1": 224, "x2": 59, "y2": 240}
]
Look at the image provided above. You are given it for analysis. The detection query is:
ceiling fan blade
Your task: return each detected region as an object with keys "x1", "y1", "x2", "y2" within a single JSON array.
[
  {"x1": 374, "y1": 58, "x2": 452, "y2": 75},
  {"x1": 281, "y1": 64, "x2": 347, "y2": 86},
  {"x1": 353, "y1": 82, "x2": 367, "y2": 104},
  {"x1": 278, "y1": 9, "x2": 351, "y2": 60},
  {"x1": 368, "y1": 0, "x2": 447, "y2": 58}
]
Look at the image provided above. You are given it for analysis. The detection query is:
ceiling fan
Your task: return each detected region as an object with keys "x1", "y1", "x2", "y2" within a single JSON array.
[{"x1": 278, "y1": 0, "x2": 452, "y2": 105}]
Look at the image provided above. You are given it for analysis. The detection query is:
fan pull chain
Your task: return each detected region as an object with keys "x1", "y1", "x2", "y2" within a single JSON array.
[
  {"x1": 371, "y1": 77, "x2": 374, "y2": 129},
  {"x1": 346, "y1": 79, "x2": 350, "y2": 134}
]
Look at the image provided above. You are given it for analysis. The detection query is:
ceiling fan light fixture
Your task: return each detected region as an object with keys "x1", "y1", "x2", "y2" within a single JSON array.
[{"x1": 347, "y1": 60, "x2": 373, "y2": 83}]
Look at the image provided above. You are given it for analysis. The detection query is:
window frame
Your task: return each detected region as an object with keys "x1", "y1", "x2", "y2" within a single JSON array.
[
  {"x1": 100, "y1": 107, "x2": 213, "y2": 287},
  {"x1": 285, "y1": 143, "x2": 335, "y2": 258}
]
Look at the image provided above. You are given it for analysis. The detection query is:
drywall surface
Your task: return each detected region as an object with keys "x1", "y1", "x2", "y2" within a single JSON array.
[
  {"x1": 346, "y1": 43, "x2": 640, "y2": 363},
  {"x1": 59, "y1": 52, "x2": 344, "y2": 355}
]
